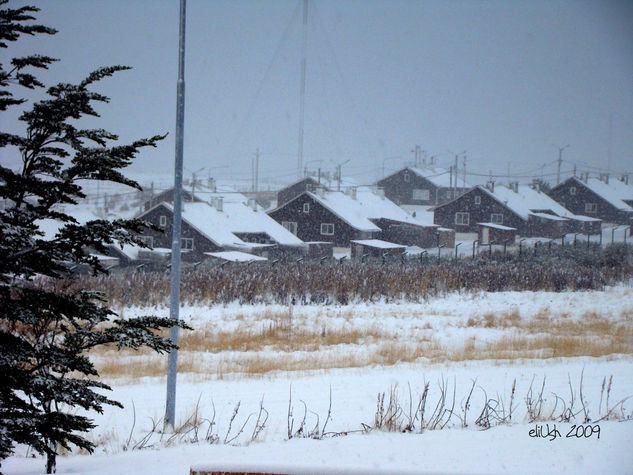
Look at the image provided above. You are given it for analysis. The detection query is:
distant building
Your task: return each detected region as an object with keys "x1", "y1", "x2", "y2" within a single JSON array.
[
  {"x1": 268, "y1": 186, "x2": 451, "y2": 249},
  {"x1": 548, "y1": 175, "x2": 633, "y2": 225},
  {"x1": 137, "y1": 192, "x2": 306, "y2": 262},
  {"x1": 433, "y1": 183, "x2": 601, "y2": 238},
  {"x1": 376, "y1": 166, "x2": 470, "y2": 209}
]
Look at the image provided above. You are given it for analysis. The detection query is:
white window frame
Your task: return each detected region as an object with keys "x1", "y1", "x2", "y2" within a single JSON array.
[
  {"x1": 474, "y1": 195, "x2": 481, "y2": 205},
  {"x1": 412, "y1": 188, "x2": 430, "y2": 201},
  {"x1": 569, "y1": 186, "x2": 576, "y2": 196},
  {"x1": 181, "y1": 237, "x2": 194, "y2": 250},
  {"x1": 159, "y1": 215, "x2": 167, "y2": 227},
  {"x1": 303, "y1": 202, "x2": 310, "y2": 213},
  {"x1": 320, "y1": 223, "x2": 335, "y2": 235},
  {"x1": 490, "y1": 213, "x2": 503, "y2": 224},
  {"x1": 403, "y1": 171, "x2": 410, "y2": 183},
  {"x1": 281, "y1": 221, "x2": 298, "y2": 235},
  {"x1": 585, "y1": 203, "x2": 597, "y2": 213},
  {"x1": 455, "y1": 212, "x2": 469, "y2": 226}
]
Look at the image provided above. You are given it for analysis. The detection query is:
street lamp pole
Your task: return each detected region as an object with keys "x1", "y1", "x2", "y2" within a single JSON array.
[{"x1": 165, "y1": 0, "x2": 187, "y2": 431}]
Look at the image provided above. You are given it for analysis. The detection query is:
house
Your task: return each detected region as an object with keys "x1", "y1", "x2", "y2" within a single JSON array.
[
  {"x1": 276, "y1": 177, "x2": 320, "y2": 207},
  {"x1": 137, "y1": 192, "x2": 306, "y2": 262},
  {"x1": 143, "y1": 187, "x2": 199, "y2": 211},
  {"x1": 268, "y1": 186, "x2": 452, "y2": 250},
  {"x1": 548, "y1": 175, "x2": 633, "y2": 225},
  {"x1": 376, "y1": 166, "x2": 470, "y2": 210},
  {"x1": 433, "y1": 182, "x2": 601, "y2": 238}
]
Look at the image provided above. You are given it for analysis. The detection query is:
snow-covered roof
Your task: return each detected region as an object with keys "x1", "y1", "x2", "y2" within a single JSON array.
[
  {"x1": 409, "y1": 166, "x2": 470, "y2": 188},
  {"x1": 577, "y1": 177, "x2": 633, "y2": 212},
  {"x1": 204, "y1": 251, "x2": 267, "y2": 262},
  {"x1": 306, "y1": 190, "x2": 381, "y2": 232},
  {"x1": 306, "y1": 188, "x2": 436, "y2": 232},
  {"x1": 350, "y1": 239, "x2": 406, "y2": 249},
  {"x1": 529, "y1": 212, "x2": 568, "y2": 221},
  {"x1": 479, "y1": 184, "x2": 593, "y2": 222},
  {"x1": 161, "y1": 199, "x2": 305, "y2": 248},
  {"x1": 477, "y1": 222, "x2": 517, "y2": 231}
]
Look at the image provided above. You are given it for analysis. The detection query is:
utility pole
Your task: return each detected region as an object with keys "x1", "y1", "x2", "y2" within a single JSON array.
[
  {"x1": 411, "y1": 145, "x2": 421, "y2": 167},
  {"x1": 253, "y1": 148, "x2": 260, "y2": 193},
  {"x1": 555, "y1": 144, "x2": 570, "y2": 185},
  {"x1": 297, "y1": 0, "x2": 308, "y2": 179},
  {"x1": 462, "y1": 155, "x2": 467, "y2": 187},
  {"x1": 165, "y1": 0, "x2": 187, "y2": 431}
]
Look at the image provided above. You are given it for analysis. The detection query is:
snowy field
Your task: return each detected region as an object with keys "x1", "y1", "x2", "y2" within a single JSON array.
[{"x1": 4, "y1": 285, "x2": 633, "y2": 474}]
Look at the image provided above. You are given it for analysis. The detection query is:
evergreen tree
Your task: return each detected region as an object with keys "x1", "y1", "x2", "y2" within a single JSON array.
[{"x1": 0, "y1": 2, "x2": 188, "y2": 472}]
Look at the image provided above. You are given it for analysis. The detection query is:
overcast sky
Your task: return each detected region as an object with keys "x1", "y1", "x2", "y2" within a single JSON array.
[{"x1": 2, "y1": 0, "x2": 632, "y2": 190}]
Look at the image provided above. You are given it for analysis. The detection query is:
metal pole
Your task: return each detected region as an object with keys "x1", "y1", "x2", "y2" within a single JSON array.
[
  {"x1": 165, "y1": 0, "x2": 187, "y2": 431},
  {"x1": 297, "y1": 0, "x2": 308, "y2": 179}
]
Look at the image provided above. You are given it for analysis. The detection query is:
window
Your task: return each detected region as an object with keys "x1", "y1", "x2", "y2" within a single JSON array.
[
  {"x1": 320, "y1": 223, "x2": 335, "y2": 235},
  {"x1": 569, "y1": 186, "x2": 576, "y2": 196},
  {"x1": 585, "y1": 203, "x2": 597, "y2": 213},
  {"x1": 159, "y1": 215, "x2": 167, "y2": 227},
  {"x1": 455, "y1": 212, "x2": 469, "y2": 225},
  {"x1": 474, "y1": 195, "x2": 481, "y2": 205},
  {"x1": 303, "y1": 202, "x2": 310, "y2": 213},
  {"x1": 403, "y1": 171, "x2": 410, "y2": 182},
  {"x1": 412, "y1": 188, "x2": 430, "y2": 201},
  {"x1": 490, "y1": 213, "x2": 503, "y2": 224},
  {"x1": 138, "y1": 235, "x2": 153, "y2": 247},
  {"x1": 181, "y1": 238, "x2": 194, "y2": 250},
  {"x1": 282, "y1": 221, "x2": 298, "y2": 235}
]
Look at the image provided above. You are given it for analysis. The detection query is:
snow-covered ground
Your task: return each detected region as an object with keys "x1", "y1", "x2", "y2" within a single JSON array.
[{"x1": 4, "y1": 286, "x2": 633, "y2": 474}]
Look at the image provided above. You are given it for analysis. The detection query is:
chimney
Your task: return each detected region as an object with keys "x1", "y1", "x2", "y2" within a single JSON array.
[
  {"x1": 350, "y1": 187, "x2": 357, "y2": 200},
  {"x1": 214, "y1": 197, "x2": 223, "y2": 212},
  {"x1": 376, "y1": 187, "x2": 385, "y2": 198},
  {"x1": 605, "y1": 173, "x2": 609, "y2": 184},
  {"x1": 247, "y1": 197, "x2": 257, "y2": 211}
]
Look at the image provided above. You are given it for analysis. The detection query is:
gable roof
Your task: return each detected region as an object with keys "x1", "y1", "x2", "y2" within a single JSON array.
[
  {"x1": 155, "y1": 196, "x2": 305, "y2": 248},
  {"x1": 305, "y1": 187, "x2": 433, "y2": 232},
  {"x1": 568, "y1": 177, "x2": 633, "y2": 212},
  {"x1": 478, "y1": 184, "x2": 599, "y2": 222},
  {"x1": 408, "y1": 166, "x2": 470, "y2": 188},
  {"x1": 306, "y1": 190, "x2": 381, "y2": 232}
]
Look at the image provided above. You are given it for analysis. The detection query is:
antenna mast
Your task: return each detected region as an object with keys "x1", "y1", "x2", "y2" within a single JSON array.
[{"x1": 297, "y1": 0, "x2": 308, "y2": 179}]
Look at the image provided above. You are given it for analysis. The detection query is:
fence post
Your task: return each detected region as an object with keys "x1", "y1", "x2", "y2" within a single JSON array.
[
  {"x1": 472, "y1": 240, "x2": 479, "y2": 259},
  {"x1": 455, "y1": 242, "x2": 462, "y2": 260}
]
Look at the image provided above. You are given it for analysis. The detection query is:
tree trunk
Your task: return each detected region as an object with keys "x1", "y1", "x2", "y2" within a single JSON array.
[{"x1": 46, "y1": 450, "x2": 56, "y2": 473}]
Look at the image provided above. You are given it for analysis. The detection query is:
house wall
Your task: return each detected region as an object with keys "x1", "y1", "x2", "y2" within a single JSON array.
[
  {"x1": 377, "y1": 168, "x2": 467, "y2": 206},
  {"x1": 276, "y1": 178, "x2": 319, "y2": 207},
  {"x1": 138, "y1": 204, "x2": 222, "y2": 262},
  {"x1": 268, "y1": 194, "x2": 372, "y2": 247},
  {"x1": 143, "y1": 189, "x2": 198, "y2": 211},
  {"x1": 549, "y1": 179, "x2": 633, "y2": 225},
  {"x1": 433, "y1": 188, "x2": 526, "y2": 234}
]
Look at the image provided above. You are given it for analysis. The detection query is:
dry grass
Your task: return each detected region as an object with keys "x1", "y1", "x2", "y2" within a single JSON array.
[{"x1": 93, "y1": 305, "x2": 633, "y2": 381}]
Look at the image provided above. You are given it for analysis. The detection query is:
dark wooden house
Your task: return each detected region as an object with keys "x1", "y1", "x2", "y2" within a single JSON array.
[
  {"x1": 376, "y1": 166, "x2": 469, "y2": 208},
  {"x1": 276, "y1": 177, "x2": 321, "y2": 207},
  {"x1": 268, "y1": 187, "x2": 449, "y2": 249},
  {"x1": 548, "y1": 176, "x2": 633, "y2": 225},
  {"x1": 433, "y1": 183, "x2": 600, "y2": 238}
]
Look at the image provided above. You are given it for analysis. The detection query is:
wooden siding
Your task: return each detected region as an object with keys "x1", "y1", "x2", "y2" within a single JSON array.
[
  {"x1": 377, "y1": 168, "x2": 468, "y2": 206},
  {"x1": 138, "y1": 203, "x2": 222, "y2": 262},
  {"x1": 433, "y1": 188, "x2": 526, "y2": 234},
  {"x1": 276, "y1": 177, "x2": 319, "y2": 207},
  {"x1": 549, "y1": 178, "x2": 633, "y2": 225},
  {"x1": 268, "y1": 193, "x2": 374, "y2": 247}
]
